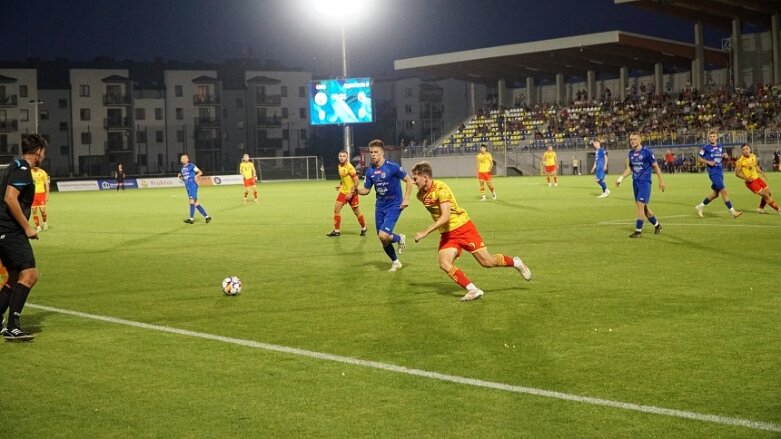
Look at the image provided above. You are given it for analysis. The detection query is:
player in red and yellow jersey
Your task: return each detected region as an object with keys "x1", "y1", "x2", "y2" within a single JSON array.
[
  {"x1": 476, "y1": 144, "x2": 496, "y2": 201},
  {"x1": 326, "y1": 150, "x2": 367, "y2": 237},
  {"x1": 735, "y1": 143, "x2": 779, "y2": 214},
  {"x1": 239, "y1": 154, "x2": 259, "y2": 203},
  {"x1": 410, "y1": 161, "x2": 531, "y2": 302},
  {"x1": 31, "y1": 166, "x2": 50, "y2": 232},
  {"x1": 541, "y1": 144, "x2": 558, "y2": 186}
]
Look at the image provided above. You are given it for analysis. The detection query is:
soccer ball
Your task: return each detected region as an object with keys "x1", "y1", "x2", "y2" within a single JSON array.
[{"x1": 221, "y1": 276, "x2": 242, "y2": 296}]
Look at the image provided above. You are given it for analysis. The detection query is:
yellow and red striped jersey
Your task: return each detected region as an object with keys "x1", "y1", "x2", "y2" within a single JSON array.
[
  {"x1": 417, "y1": 180, "x2": 470, "y2": 233},
  {"x1": 337, "y1": 162, "x2": 358, "y2": 195}
]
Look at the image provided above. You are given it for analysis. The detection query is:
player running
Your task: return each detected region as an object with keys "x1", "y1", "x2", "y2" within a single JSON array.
[
  {"x1": 734, "y1": 143, "x2": 780, "y2": 214},
  {"x1": 355, "y1": 139, "x2": 414, "y2": 272},
  {"x1": 326, "y1": 150, "x2": 367, "y2": 237},
  {"x1": 411, "y1": 161, "x2": 531, "y2": 302}
]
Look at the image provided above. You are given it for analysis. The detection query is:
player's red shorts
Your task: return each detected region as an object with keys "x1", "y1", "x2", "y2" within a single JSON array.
[
  {"x1": 243, "y1": 177, "x2": 256, "y2": 188},
  {"x1": 336, "y1": 191, "x2": 359, "y2": 208},
  {"x1": 32, "y1": 192, "x2": 47, "y2": 207},
  {"x1": 746, "y1": 178, "x2": 767, "y2": 194},
  {"x1": 438, "y1": 220, "x2": 485, "y2": 256},
  {"x1": 477, "y1": 171, "x2": 492, "y2": 182},
  {"x1": 545, "y1": 165, "x2": 557, "y2": 174}
]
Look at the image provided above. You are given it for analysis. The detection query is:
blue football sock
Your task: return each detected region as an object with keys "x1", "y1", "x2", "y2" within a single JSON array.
[
  {"x1": 598, "y1": 180, "x2": 607, "y2": 191},
  {"x1": 196, "y1": 205, "x2": 208, "y2": 217},
  {"x1": 383, "y1": 244, "x2": 397, "y2": 261},
  {"x1": 725, "y1": 201, "x2": 733, "y2": 210},
  {"x1": 189, "y1": 205, "x2": 195, "y2": 218},
  {"x1": 635, "y1": 219, "x2": 644, "y2": 231},
  {"x1": 391, "y1": 233, "x2": 401, "y2": 243},
  {"x1": 648, "y1": 216, "x2": 658, "y2": 226},
  {"x1": 702, "y1": 197, "x2": 711, "y2": 206}
]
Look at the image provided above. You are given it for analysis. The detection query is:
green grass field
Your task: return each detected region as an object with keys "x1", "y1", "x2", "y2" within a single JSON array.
[{"x1": 2, "y1": 172, "x2": 780, "y2": 438}]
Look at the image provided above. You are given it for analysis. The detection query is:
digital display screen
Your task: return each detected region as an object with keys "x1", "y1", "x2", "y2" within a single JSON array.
[{"x1": 308, "y1": 77, "x2": 373, "y2": 125}]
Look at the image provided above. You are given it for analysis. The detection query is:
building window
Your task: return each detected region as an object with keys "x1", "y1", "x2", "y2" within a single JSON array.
[
  {"x1": 19, "y1": 85, "x2": 28, "y2": 97},
  {"x1": 281, "y1": 86, "x2": 288, "y2": 97},
  {"x1": 60, "y1": 145, "x2": 69, "y2": 156},
  {"x1": 20, "y1": 109, "x2": 29, "y2": 122},
  {"x1": 236, "y1": 98, "x2": 244, "y2": 108},
  {"x1": 155, "y1": 108, "x2": 163, "y2": 120},
  {"x1": 176, "y1": 129, "x2": 184, "y2": 142},
  {"x1": 135, "y1": 108, "x2": 146, "y2": 120},
  {"x1": 298, "y1": 86, "x2": 305, "y2": 98},
  {"x1": 405, "y1": 88, "x2": 412, "y2": 97},
  {"x1": 58, "y1": 99, "x2": 68, "y2": 109},
  {"x1": 175, "y1": 85, "x2": 183, "y2": 97},
  {"x1": 282, "y1": 107, "x2": 288, "y2": 119},
  {"x1": 405, "y1": 105, "x2": 413, "y2": 114},
  {"x1": 155, "y1": 130, "x2": 164, "y2": 142},
  {"x1": 59, "y1": 122, "x2": 68, "y2": 131},
  {"x1": 175, "y1": 108, "x2": 183, "y2": 120},
  {"x1": 40, "y1": 110, "x2": 49, "y2": 120},
  {"x1": 300, "y1": 129, "x2": 307, "y2": 141},
  {"x1": 80, "y1": 109, "x2": 91, "y2": 121},
  {"x1": 299, "y1": 108, "x2": 306, "y2": 119},
  {"x1": 79, "y1": 85, "x2": 90, "y2": 97},
  {"x1": 81, "y1": 132, "x2": 92, "y2": 144}
]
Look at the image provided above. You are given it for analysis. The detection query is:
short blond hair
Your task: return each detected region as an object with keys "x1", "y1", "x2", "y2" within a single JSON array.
[{"x1": 411, "y1": 161, "x2": 433, "y2": 177}]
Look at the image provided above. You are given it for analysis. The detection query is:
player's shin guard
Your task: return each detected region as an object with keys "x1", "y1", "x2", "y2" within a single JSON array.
[
  {"x1": 8, "y1": 283, "x2": 31, "y2": 329},
  {"x1": 447, "y1": 267, "x2": 472, "y2": 289},
  {"x1": 333, "y1": 214, "x2": 341, "y2": 231},
  {"x1": 383, "y1": 243, "x2": 397, "y2": 261},
  {"x1": 493, "y1": 254, "x2": 514, "y2": 267}
]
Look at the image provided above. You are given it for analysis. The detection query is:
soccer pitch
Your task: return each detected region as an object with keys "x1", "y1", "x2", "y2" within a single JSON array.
[{"x1": 2, "y1": 173, "x2": 780, "y2": 438}]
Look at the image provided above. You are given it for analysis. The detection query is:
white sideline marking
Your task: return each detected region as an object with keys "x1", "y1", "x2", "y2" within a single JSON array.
[{"x1": 28, "y1": 303, "x2": 781, "y2": 433}]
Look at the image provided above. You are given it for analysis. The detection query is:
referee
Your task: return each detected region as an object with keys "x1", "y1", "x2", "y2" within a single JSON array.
[{"x1": 0, "y1": 133, "x2": 46, "y2": 341}]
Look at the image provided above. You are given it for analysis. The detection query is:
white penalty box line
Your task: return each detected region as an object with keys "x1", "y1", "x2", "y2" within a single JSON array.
[{"x1": 28, "y1": 303, "x2": 781, "y2": 434}]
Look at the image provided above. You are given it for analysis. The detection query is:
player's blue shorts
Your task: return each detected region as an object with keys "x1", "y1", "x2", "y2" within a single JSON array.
[
  {"x1": 709, "y1": 173, "x2": 725, "y2": 191},
  {"x1": 186, "y1": 184, "x2": 199, "y2": 200},
  {"x1": 633, "y1": 179, "x2": 652, "y2": 204},
  {"x1": 595, "y1": 168, "x2": 605, "y2": 181},
  {"x1": 375, "y1": 206, "x2": 402, "y2": 235}
]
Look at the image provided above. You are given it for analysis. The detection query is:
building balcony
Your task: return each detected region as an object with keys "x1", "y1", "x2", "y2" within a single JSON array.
[
  {"x1": 194, "y1": 116, "x2": 221, "y2": 128},
  {"x1": 255, "y1": 95, "x2": 281, "y2": 106},
  {"x1": 0, "y1": 120, "x2": 19, "y2": 132},
  {"x1": 0, "y1": 143, "x2": 19, "y2": 154},
  {"x1": 256, "y1": 116, "x2": 282, "y2": 127},
  {"x1": 104, "y1": 117, "x2": 132, "y2": 130},
  {"x1": 193, "y1": 94, "x2": 220, "y2": 105},
  {"x1": 256, "y1": 138, "x2": 283, "y2": 149},
  {"x1": 0, "y1": 95, "x2": 18, "y2": 107},
  {"x1": 104, "y1": 140, "x2": 131, "y2": 152},
  {"x1": 103, "y1": 94, "x2": 131, "y2": 106}
]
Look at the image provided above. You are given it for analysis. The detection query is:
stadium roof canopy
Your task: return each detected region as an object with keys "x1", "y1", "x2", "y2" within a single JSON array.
[
  {"x1": 394, "y1": 31, "x2": 728, "y2": 86},
  {"x1": 615, "y1": 0, "x2": 780, "y2": 29}
]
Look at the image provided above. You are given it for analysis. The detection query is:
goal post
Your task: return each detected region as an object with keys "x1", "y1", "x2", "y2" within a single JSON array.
[{"x1": 249, "y1": 156, "x2": 325, "y2": 182}]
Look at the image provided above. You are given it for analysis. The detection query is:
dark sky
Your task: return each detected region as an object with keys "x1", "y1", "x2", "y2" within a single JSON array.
[{"x1": 0, "y1": 0, "x2": 730, "y2": 77}]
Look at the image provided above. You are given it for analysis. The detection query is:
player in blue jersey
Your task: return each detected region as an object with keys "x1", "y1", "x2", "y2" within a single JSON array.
[
  {"x1": 591, "y1": 140, "x2": 610, "y2": 198},
  {"x1": 615, "y1": 133, "x2": 666, "y2": 238},
  {"x1": 356, "y1": 139, "x2": 414, "y2": 272},
  {"x1": 178, "y1": 154, "x2": 212, "y2": 224},
  {"x1": 694, "y1": 130, "x2": 742, "y2": 218}
]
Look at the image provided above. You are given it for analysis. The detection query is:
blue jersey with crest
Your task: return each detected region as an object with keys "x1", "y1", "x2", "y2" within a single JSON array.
[
  {"x1": 363, "y1": 160, "x2": 407, "y2": 209},
  {"x1": 180, "y1": 163, "x2": 200, "y2": 188},
  {"x1": 628, "y1": 147, "x2": 657, "y2": 183},
  {"x1": 698, "y1": 144, "x2": 724, "y2": 177}
]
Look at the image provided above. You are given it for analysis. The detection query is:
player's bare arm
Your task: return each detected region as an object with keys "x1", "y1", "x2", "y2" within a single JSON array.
[{"x1": 415, "y1": 202, "x2": 451, "y2": 243}]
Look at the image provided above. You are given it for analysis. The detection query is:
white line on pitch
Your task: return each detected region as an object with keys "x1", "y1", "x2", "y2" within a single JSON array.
[{"x1": 28, "y1": 303, "x2": 781, "y2": 434}]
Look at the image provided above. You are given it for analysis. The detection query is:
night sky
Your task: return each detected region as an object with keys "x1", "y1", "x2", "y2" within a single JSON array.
[{"x1": 1, "y1": 0, "x2": 731, "y2": 77}]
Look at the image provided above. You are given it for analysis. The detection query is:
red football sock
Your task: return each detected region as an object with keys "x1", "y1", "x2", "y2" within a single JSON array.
[
  {"x1": 493, "y1": 254, "x2": 514, "y2": 267},
  {"x1": 759, "y1": 198, "x2": 767, "y2": 209},
  {"x1": 447, "y1": 267, "x2": 471, "y2": 289},
  {"x1": 33, "y1": 214, "x2": 40, "y2": 227},
  {"x1": 333, "y1": 214, "x2": 341, "y2": 230},
  {"x1": 357, "y1": 214, "x2": 365, "y2": 228}
]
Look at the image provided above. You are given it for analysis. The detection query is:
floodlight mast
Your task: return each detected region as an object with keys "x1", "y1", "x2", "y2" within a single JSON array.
[{"x1": 341, "y1": 25, "x2": 352, "y2": 158}]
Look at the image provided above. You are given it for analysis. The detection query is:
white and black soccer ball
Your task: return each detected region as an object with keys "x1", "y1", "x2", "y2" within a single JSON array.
[{"x1": 221, "y1": 276, "x2": 242, "y2": 296}]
